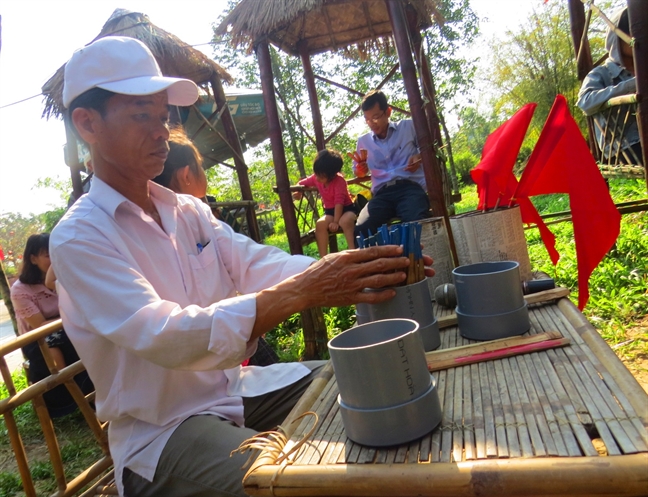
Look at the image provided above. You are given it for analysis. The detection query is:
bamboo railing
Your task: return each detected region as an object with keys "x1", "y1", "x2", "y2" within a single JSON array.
[{"x1": 0, "y1": 320, "x2": 113, "y2": 497}]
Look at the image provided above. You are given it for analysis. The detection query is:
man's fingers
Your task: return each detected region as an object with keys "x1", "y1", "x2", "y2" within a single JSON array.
[
  {"x1": 342, "y1": 245, "x2": 403, "y2": 263},
  {"x1": 424, "y1": 267, "x2": 436, "y2": 278}
]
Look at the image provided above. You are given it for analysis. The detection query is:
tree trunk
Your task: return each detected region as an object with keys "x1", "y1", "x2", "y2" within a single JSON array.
[
  {"x1": 438, "y1": 108, "x2": 459, "y2": 195},
  {"x1": 0, "y1": 261, "x2": 18, "y2": 337}
]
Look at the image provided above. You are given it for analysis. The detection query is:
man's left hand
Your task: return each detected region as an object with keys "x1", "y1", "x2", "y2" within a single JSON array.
[{"x1": 404, "y1": 154, "x2": 422, "y2": 172}]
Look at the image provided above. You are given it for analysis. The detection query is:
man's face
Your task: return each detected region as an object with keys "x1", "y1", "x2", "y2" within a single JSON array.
[
  {"x1": 363, "y1": 102, "x2": 391, "y2": 138},
  {"x1": 83, "y1": 92, "x2": 171, "y2": 184}
]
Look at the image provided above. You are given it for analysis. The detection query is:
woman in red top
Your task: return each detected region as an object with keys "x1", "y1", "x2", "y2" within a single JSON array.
[{"x1": 297, "y1": 149, "x2": 357, "y2": 257}]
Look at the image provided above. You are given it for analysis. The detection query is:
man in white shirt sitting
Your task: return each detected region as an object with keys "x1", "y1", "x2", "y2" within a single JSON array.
[{"x1": 50, "y1": 36, "x2": 433, "y2": 497}]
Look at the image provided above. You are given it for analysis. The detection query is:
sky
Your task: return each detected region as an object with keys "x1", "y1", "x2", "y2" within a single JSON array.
[{"x1": 0, "y1": 0, "x2": 540, "y2": 217}]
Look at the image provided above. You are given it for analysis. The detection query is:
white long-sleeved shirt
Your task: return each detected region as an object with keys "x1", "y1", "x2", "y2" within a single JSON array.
[{"x1": 50, "y1": 178, "x2": 313, "y2": 495}]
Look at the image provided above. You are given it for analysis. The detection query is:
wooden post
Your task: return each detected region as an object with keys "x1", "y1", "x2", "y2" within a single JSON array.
[
  {"x1": 405, "y1": 8, "x2": 459, "y2": 265},
  {"x1": 568, "y1": 0, "x2": 593, "y2": 80},
  {"x1": 209, "y1": 76, "x2": 262, "y2": 243},
  {"x1": 256, "y1": 40, "x2": 303, "y2": 256},
  {"x1": 567, "y1": 0, "x2": 599, "y2": 159},
  {"x1": 628, "y1": 0, "x2": 648, "y2": 180},
  {"x1": 386, "y1": 0, "x2": 448, "y2": 220},
  {"x1": 299, "y1": 41, "x2": 326, "y2": 152},
  {"x1": 256, "y1": 40, "x2": 328, "y2": 359}
]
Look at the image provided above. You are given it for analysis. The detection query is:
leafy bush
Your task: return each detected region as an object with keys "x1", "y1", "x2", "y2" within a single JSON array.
[{"x1": 453, "y1": 150, "x2": 480, "y2": 183}]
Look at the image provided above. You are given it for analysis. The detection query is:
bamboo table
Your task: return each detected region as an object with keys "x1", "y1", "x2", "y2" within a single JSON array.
[{"x1": 241, "y1": 297, "x2": 648, "y2": 497}]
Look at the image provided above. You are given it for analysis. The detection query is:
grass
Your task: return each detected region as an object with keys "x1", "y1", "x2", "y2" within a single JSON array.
[{"x1": 0, "y1": 373, "x2": 104, "y2": 497}]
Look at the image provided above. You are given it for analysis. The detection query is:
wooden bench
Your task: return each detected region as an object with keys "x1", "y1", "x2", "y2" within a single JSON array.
[{"x1": 0, "y1": 320, "x2": 116, "y2": 496}]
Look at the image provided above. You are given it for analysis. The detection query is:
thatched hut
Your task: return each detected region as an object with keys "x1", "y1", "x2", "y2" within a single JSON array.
[
  {"x1": 218, "y1": 0, "x2": 444, "y2": 57},
  {"x1": 216, "y1": 0, "x2": 453, "y2": 246},
  {"x1": 217, "y1": 0, "x2": 456, "y2": 358},
  {"x1": 41, "y1": 8, "x2": 262, "y2": 241}
]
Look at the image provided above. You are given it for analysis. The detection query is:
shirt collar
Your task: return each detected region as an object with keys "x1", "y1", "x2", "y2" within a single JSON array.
[
  {"x1": 371, "y1": 121, "x2": 397, "y2": 141},
  {"x1": 88, "y1": 176, "x2": 178, "y2": 219},
  {"x1": 604, "y1": 58, "x2": 625, "y2": 79}
]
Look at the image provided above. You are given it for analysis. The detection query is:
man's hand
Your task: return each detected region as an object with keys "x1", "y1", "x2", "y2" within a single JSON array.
[
  {"x1": 422, "y1": 254, "x2": 436, "y2": 279},
  {"x1": 253, "y1": 246, "x2": 418, "y2": 339},
  {"x1": 354, "y1": 162, "x2": 369, "y2": 178},
  {"x1": 404, "y1": 154, "x2": 422, "y2": 172},
  {"x1": 328, "y1": 221, "x2": 339, "y2": 233},
  {"x1": 348, "y1": 150, "x2": 369, "y2": 178},
  {"x1": 296, "y1": 246, "x2": 411, "y2": 308}
]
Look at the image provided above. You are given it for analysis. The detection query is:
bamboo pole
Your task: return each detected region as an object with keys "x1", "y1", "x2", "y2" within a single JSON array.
[
  {"x1": 557, "y1": 298, "x2": 648, "y2": 427},
  {"x1": 299, "y1": 41, "x2": 325, "y2": 152},
  {"x1": 0, "y1": 360, "x2": 85, "y2": 415},
  {"x1": 0, "y1": 358, "x2": 36, "y2": 496},
  {"x1": 627, "y1": 0, "x2": 648, "y2": 179},
  {"x1": 0, "y1": 319, "x2": 63, "y2": 356},
  {"x1": 256, "y1": 40, "x2": 302, "y2": 256},
  {"x1": 50, "y1": 456, "x2": 114, "y2": 497},
  {"x1": 209, "y1": 75, "x2": 262, "y2": 243},
  {"x1": 385, "y1": 0, "x2": 448, "y2": 220},
  {"x1": 244, "y1": 453, "x2": 648, "y2": 496},
  {"x1": 32, "y1": 394, "x2": 67, "y2": 491},
  {"x1": 427, "y1": 331, "x2": 561, "y2": 360}
]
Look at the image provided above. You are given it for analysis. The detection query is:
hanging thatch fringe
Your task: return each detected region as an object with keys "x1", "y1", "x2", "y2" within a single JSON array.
[
  {"x1": 215, "y1": 0, "x2": 444, "y2": 57},
  {"x1": 41, "y1": 9, "x2": 233, "y2": 120}
]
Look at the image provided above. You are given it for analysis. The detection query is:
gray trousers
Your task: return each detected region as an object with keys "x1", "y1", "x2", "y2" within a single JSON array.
[{"x1": 122, "y1": 361, "x2": 326, "y2": 497}]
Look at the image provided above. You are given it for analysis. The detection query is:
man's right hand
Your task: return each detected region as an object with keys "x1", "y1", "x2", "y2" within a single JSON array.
[
  {"x1": 354, "y1": 161, "x2": 369, "y2": 178},
  {"x1": 252, "y1": 246, "x2": 412, "y2": 339}
]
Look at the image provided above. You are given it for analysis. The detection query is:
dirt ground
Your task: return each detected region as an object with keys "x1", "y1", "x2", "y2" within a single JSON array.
[{"x1": 617, "y1": 317, "x2": 648, "y2": 395}]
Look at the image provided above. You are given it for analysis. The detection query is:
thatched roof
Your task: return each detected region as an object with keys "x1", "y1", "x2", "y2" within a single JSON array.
[
  {"x1": 215, "y1": 0, "x2": 443, "y2": 56},
  {"x1": 42, "y1": 9, "x2": 233, "y2": 119}
]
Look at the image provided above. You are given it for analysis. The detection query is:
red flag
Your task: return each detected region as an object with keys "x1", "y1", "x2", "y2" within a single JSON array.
[
  {"x1": 0, "y1": 246, "x2": 4, "y2": 261},
  {"x1": 515, "y1": 95, "x2": 620, "y2": 309},
  {"x1": 471, "y1": 103, "x2": 536, "y2": 210}
]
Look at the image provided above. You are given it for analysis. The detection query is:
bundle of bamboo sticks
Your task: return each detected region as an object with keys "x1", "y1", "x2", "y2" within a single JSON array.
[{"x1": 356, "y1": 222, "x2": 425, "y2": 285}]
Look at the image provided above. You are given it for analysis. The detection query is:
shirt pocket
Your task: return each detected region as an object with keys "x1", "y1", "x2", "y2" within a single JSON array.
[
  {"x1": 186, "y1": 240, "x2": 232, "y2": 305},
  {"x1": 189, "y1": 240, "x2": 217, "y2": 270}
]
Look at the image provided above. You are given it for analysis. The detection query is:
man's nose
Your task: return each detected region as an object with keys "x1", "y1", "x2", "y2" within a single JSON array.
[{"x1": 152, "y1": 120, "x2": 170, "y2": 140}]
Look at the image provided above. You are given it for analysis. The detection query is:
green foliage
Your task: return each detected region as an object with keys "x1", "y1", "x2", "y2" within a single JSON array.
[
  {"x1": 524, "y1": 180, "x2": 647, "y2": 348},
  {"x1": 0, "y1": 472, "x2": 22, "y2": 496},
  {"x1": 488, "y1": 1, "x2": 582, "y2": 136},
  {"x1": 452, "y1": 149, "x2": 479, "y2": 183}
]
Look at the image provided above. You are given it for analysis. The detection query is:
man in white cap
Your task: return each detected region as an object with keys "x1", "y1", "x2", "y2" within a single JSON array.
[{"x1": 50, "y1": 36, "x2": 433, "y2": 496}]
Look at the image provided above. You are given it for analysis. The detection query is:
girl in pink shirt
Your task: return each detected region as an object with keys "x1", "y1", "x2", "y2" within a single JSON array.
[{"x1": 297, "y1": 149, "x2": 357, "y2": 257}]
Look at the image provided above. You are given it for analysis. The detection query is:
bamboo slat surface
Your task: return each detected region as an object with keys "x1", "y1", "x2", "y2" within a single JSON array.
[{"x1": 243, "y1": 298, "x2": 648, "y2": 497}]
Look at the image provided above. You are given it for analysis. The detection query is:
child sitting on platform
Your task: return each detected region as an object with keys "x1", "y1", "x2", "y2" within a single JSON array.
[{"x1": 296, "y1": 149, "x2": 357, "y2": 257}]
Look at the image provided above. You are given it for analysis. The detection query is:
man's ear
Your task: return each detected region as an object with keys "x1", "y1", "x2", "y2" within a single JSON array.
[
  {"x1": 386, "y1": 106, "x2": 393, "y2": 119},
  {"x1": 71, "y1": 107, "x2": 101, "y2": 145}
]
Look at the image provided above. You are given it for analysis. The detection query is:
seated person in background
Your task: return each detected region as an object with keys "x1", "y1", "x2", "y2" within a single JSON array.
[
  {"x1": 10, "y1": 233, "x2": 92, "y2": 416},
  {"x1": 576, "y1": 8, "x2": 640, "y2": 163},
  {"x1": 12, "y1": 234, "x2": 67, "y2": 369},
  {"x1": 295, "y1": 149, "x2": 357, "y2": 257},
  {"x1": 352, "y1": 90, "x2": 429, "y2": 238},
  {"x1": 154, "y1": 127, "x2": 279, "y2": 367}
]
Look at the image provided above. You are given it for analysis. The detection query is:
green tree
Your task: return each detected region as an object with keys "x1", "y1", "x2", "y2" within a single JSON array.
[{"x1": 487, "y1": 0, "x2": 584, "y2": 142}]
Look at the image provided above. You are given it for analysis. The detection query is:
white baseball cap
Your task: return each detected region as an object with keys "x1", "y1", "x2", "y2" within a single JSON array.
[{"x1": 63, "y1": 36, "x2": 199, "y2": 108}]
